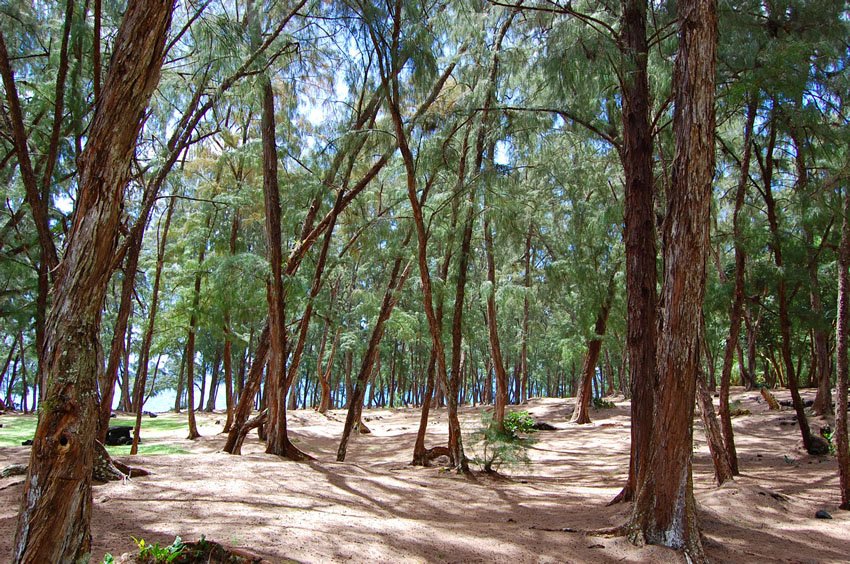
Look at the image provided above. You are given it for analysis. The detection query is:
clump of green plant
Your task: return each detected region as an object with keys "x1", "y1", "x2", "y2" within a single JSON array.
[
  {"x1": 592, "y1": 398, "x2": 616, "y2": 409},
  {"x1": 101, "y1": 554, "x2": 115, "y2": 564},
  {"x1": 821, "y1": 426, "x2": 837, "y2": 456},
  {"x1": 468, "y1": 411, "x2": 537, "y2": 474},
  {"x1": 729, "y1": 399, "x2": 750, "y2": 417},
  {"x1": 132, "y1": 535, "x2": 185, "y2": 563}
]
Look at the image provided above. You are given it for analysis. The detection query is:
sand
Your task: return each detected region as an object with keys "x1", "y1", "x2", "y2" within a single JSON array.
[{"x1": 1, "y1": 388, "x2": 847, "y2": 563}]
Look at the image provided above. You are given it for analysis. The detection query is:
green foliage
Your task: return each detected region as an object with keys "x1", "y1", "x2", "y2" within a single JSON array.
[
  {"x1": 467, "y1": 411, "x2": 536, "y2": 474},
  {"x1": 101, "y1": 554, "x2": 115, "y2": 564},
  {"x1": 592, "y1": 398, "x2": 615, "y2": 410},
  {"x1": 132, "y1": 536, "x2": 185, "y2": 564}
]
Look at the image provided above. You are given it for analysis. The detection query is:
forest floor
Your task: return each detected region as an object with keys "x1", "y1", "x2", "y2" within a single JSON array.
[{"x1": 1, "y1": 388, "x2": 848, "y2": 563}]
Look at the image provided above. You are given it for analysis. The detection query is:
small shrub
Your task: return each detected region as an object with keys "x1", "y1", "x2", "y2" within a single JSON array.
[
  {"x1": 132, "y1": 536, "x2": 185, "y2": 564},
  {"x1": 821, "y1": 426, "x2": 837, "y2": 456},
  {"x1": 467, "y1": 411, "x2": 537, "y2": 474},
  {"x1": 592, "y1": 398, "x2": 615, "y2": 409},
  {"x1": 102, "y1": 554, "x2": 115, "y2": 564}
]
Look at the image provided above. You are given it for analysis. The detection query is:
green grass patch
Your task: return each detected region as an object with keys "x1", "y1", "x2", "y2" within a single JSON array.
[
  {"x1": 107, "y1": 444, "x2": 190, "y2": 456},
  {"x1": 0, "y1": 414, "x2": 37, "y2": 447},
  {"x1": 1, "y1": 412, "x2": 194, "y2": 450}
]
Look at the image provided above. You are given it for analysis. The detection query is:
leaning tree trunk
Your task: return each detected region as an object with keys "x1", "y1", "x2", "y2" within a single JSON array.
[
  {"x1": 760, "y1": 116, "x2": 816, "y2": 453},
  {"x1": 697, "y1": 375, "x2": 734, "y2": 485},
  {"x1": 337, "y1": 260, "x2": 411, "y2": 461},
  {"x1": 835, "y1": 185, "x2": 850, "y2": 510},
  {"x1": 223, "y1": 325, "x2": 270, "y2": 454},
  {"x1": 615, "y1": 0, "x2": 657, "y2": 505},
  {"x1": 572, "y1": 266, "x2": 618, "y2": 424},
  {"x1": 131, "y1": 196, "x2": 175, "y2": 454},
  {"x1": 627, "y1": 0, "x2": 716, "y2": 561},
  {"x1": 12, "y1": 2, "x2": 171, "y2": 561},
  {"x1": 717, "y1": 93, "x2": 757, "y2": 476},
  {"x1": 98, "y1": 225, "x2": 142, "y2": 442}
]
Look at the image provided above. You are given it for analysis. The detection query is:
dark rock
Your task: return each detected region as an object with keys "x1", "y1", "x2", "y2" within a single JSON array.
[
  {"x1": 105, "y1": 425, "x2": 134, "y2": 446},
  {"x1": 21, "y1": 439, "x2": 33, "y2": 446},
  {"x1": 815, "y1": 509, "x2": 832, "y2": 519},
  {"x1": 109, "y1": 413, "x2": 117, "y2": 418},
  {"x1": 143, "y1": 410, "x2": 158, "y2": 418},
  {"x1": 779, "y1": 399, "x2": 814, "y2": 408},
  {"x1": 820, "y1": 425, "x2": 833, "y2": 438},
  {"x1": 533, "y1": 421, "x2": 557, "y2": 431},
  {"x1": 807, "y1": 436, "x2": 831, "y2": 456}
]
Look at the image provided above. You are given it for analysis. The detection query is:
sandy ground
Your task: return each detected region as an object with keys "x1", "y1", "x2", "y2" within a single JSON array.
[{"x1": 1, "y1": 388, "x2": 848, "y2": 563}]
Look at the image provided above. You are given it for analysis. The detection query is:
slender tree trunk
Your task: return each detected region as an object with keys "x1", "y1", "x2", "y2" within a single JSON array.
[
  {"x1": 174, "y1": 341, "x2": 186, "y2": 412},
  {"x1": 616, "y1": 0, "x2": 657, "y2": 505},
  {"x1": 205, "y1": 349, "x2": 222, "y2": 412},
  {"x1": 835, "y1": 185, "x2": 850, "y2": 510},
  {"x1": 572, "y1": 267, "x2": 619, "y2": 424},
  {"x1": 98, "y1": 227, "x2": 142, "y2": 441},
  {"x1": 370, "y1": 3, "x2": 466, "y2": 470},
  {"x1": 223, "y1": 212, "x2": 240, "y2": 431},
  {"x1": 130, "y1": 196, "x2": 174, "y2": 454},
  {"x1": 697, "y1": 372, "x2": 734, "y2": 485},
  {"x1": 760, "y1": 115, "x2": 815, "y2": 453},
  {"x1": 185, "y1": 214, "x2": 211, "y2": 440},
  {"x1": 338, "y1": 261, "x2": 411, "y2": 461},
  {"x1": 627, "y1": 1, "x2": 716, "y2": 560},
  {"x1": 12, "y1": 3, "x2": 171, "y2": 560},
  {"x1": 484, "y1": 215, "x2": 509, "y2": 428},
  {"x1": 718, "y1": 94, "x2": 756, "y2": 475},
  {"x1": 223, "y1": 326, "x2": 270, "y2": 454}
]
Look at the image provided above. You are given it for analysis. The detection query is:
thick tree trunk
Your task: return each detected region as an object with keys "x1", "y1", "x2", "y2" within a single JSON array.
[
  {"x1": 572, "y1": 267, "x2": 618, "y2": 424},
  {"x1": 627, "y1": 1, "x2": 716, "y2": 560},
  {"x1": 835, "y1": 185, "x2": 850, "y2": 510},
  {"x1": 131, "y1": 197, "x2": 174, "y2": 454},
  {"x1": 718, "y1": 94, "x2": 756, "y2": 476},
  {"x1": 12, "y1": 3, "x2": 171, "y2": 561},
  {"x1": 616, "y1": 0, "x2": 657, "y2": 504}
]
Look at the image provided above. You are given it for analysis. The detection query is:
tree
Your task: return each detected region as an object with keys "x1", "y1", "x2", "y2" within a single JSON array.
[
  {"x1": 12, "y1": 2, "x2": 172, "y2": 560},
  {"x1": 836, "y1": 184, "x2": 850, "y2": 510},
  {"x1": 626, "y1": 0, "x2": 717, "y2": 560}
]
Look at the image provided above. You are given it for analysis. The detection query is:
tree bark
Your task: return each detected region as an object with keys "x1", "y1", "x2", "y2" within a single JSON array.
[
  {"x1": 697, "y1": 375, "x2": 734, "y2": 485},
  {"x1": 223, "y1": 325, "x2": 270, "y2": 454},
  {"x1": 130, "y1": 197, "x2": 175, "y2": 454},
  {"x1": 759, "y1": 113, "x2": 815, "y2": 453},
  {"x1": 835, "y1": 185, "x2": 850, "y2": 510},
  {"x1": 12, "y1": 3, "x2": 171, "y2": 561},
  {"x1": 98, "y1": 226, "x2": 142, "y2": 441},
  {"x1": 616, "y1": 0, "x2": 657, "y2": 504},
  {"x1": 627, "y1": 1, "x2": 716, "y2": 560},
  {"x1": 572, "y1": 267, "x2": 618, "y2": 424},
  {"x1": 717, "y1": 94, "x2": 757, "y2": 475},
  {"x1": 337, "y1": 260, "x2": 411, "y2": 461},
  {"x1": 185, "y1": 213, "x2": 211, "y2": 440}
]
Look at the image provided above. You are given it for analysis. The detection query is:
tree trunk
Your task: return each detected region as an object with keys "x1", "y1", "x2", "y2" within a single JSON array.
[
  {"x1": 616, "y1": 0, "x2": 657, "y2": 505},
  {"x1": 205, "y1": 349, "x2": 222, "y2": 412},
  {"x1": 131, "y1": 196, "x2": 175, "y2": 454},
  {"x1": 835, "y1": 185, "x2": 850, "y2": 510},
  {"x1": 572, "y1": 267, "x2": 618, "y2": 424},
  {"x1": 370, "y1": 3, "x2": 466, "y2": 471},
  {"x1": 223, "y1": 325, "x2": 270, "y2": 454},
  {"x1": 760, "y1": 114, "x2": 815, "y2": 453},
  {"x1": 98, "y1": 226, "x2": 142, "y2": 442},
  {"x1": 717, "y1": 94, "x2": 756, "y2": 476},
  {"x1": 485, "y1": 215, "x2": 509, "y2": 429},
  {"x1": 697, "y1": 375, "x2": 734, "y2": 485},
  {"x1": 12, "y1": 2, "x2": 171, "y2": 560},
  {"x1": 337, "y1": 260, "x2": 411, "y2": 461},
  {"x1": 259, "y1": 73, "x2": 306, "y2": 460},
  {"x1": 185, "y1": 213, "x2": 211, "y2": 441},
  {"x1": 627, "y1": 1, "x2": 716, "y2": 560}
]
